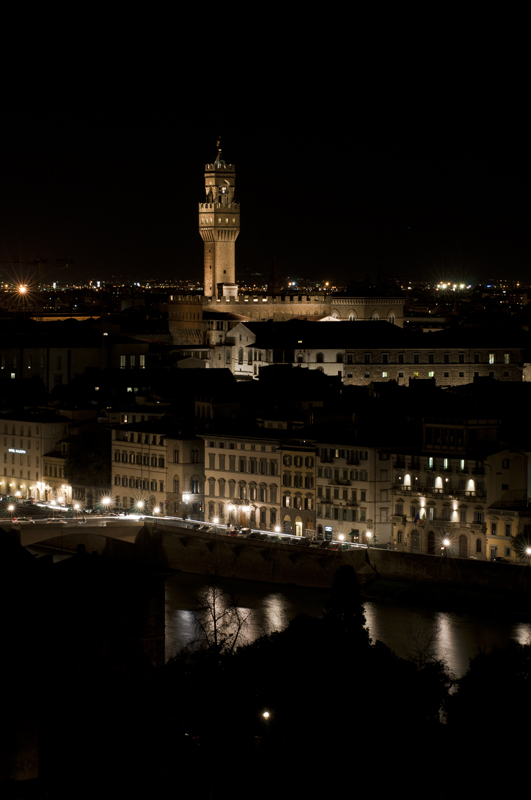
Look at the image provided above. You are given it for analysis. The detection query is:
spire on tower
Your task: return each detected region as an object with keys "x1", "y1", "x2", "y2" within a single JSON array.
[{"x1": 214, "y1": 136, "x2": 225, "y2": 167}]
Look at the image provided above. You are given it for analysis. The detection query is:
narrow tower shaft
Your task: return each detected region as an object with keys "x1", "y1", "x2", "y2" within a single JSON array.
[{"x1": 199, "y1": 146, "x2": 240, "y2": 297}]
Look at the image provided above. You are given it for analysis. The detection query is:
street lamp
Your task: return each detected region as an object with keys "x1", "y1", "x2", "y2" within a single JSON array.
[
  {"x1": 442, "y1": 537, "x2": 450, "y2": 557},
  {"x1": 153, "y1": 506, "x2": 160, "y2": 515},
  {"x1": 366, "y1": 530, "x2": 373, "y2": 548}
]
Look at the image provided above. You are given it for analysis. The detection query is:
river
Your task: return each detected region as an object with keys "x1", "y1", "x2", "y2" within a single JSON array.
[{"x1": 165, "y1": 571, "x2": 531, "y2": 677}]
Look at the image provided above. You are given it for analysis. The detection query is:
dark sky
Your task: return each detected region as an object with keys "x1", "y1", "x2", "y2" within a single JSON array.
[{"x1": 1, "y1": 23, "x2": 528, "y2": 288}]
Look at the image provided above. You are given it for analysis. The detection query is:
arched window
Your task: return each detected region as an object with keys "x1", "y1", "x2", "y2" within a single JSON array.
[
  {"x1": 174, "y1": 476, "x2": 179, "y2": 493},
  {"x1": 371, "y1": 312, "x2": 379, "y2": 321},
  {"x1": 248, "y1": 350, "x2": 252, "y2": 365},
  {"x1": 476, "y1": 538, "x2": 482, "y2": 553},
  {"x1": 238, "y1": 348, "x2": 244, "y2": 365},
  {"x1": 174, "y1": 449, "x2": 179, "y2": 463},
  {"x1": 191, "y1": 478, "x2": 199, "y2": 494},
  {"x1": 397, "y1": 530, "x2": 403, "y2": 544},
  {"x1": 191, "y1": 449, "x2": 199, "y2": 464},
  {"x1": 388, "y1": 313, "x2": 396, "y2": 325},
  {"x1": 348, "y1": 312, "x2": 356, "y2": 321},
  {"x1": 239, "y1": 481, "x2": 247, "y2": 500},
  {"x1": 316, "y1": 353, "x2": 324, "y2": 363}
]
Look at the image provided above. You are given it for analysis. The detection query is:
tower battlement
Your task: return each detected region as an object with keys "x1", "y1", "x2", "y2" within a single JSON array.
[
  {"x1": 204, "y1": 163, "x2": 235, "y2": 171},
  {"x1": 199, "y1": 202, "x2": 240, "y2": 211}
]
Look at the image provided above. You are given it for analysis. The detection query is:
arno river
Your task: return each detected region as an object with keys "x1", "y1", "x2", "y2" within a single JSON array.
[
  {"x1": 28, "y1": 547, "x2": 531, "y2": 678},
  {"x1": 165, "y1": 571, "x2": 531, "y2": 677}
]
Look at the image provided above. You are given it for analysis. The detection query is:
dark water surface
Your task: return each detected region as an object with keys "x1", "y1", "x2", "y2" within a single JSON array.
[{"x1": 165, "y1": 572, "x2": 531, "y2": 677}]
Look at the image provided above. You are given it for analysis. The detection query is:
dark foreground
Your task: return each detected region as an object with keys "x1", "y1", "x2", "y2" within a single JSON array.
[{"x1": 3, "y1": 547, "x2": 531, "y2": 800}]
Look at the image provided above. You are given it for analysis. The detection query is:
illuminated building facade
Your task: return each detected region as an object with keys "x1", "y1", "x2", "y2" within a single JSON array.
[{"x1": 0, "y1": 412, "x2": 71, "y2": 502}]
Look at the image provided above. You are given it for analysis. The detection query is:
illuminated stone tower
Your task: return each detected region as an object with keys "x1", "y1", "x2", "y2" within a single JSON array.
[{"x1": 199, "y1": 140, "x2": 240, "y2": 297}]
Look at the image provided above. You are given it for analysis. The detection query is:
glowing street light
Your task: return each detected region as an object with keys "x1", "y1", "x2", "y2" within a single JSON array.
[
  {"x1": 153, "y1": 506, "x2": 160, "y2": 515},
  {"x1": 136, "y1": 500, "x2": 145, "y2": 510}
]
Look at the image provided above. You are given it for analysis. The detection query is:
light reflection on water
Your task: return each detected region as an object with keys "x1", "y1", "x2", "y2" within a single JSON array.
[{"x1": 166, "y1": 573, "x2": 531, "y2": 676}]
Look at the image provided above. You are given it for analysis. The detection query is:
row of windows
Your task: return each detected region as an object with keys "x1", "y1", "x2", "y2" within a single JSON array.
[
  {"x1": 350, "y1": 370, "x2": 511, "y2": 381},
  {"x1": 115, "y1": 433, "x2": 164, "y2": 445},
  {"x1": 114, "y1": 452, "x2": 165, "y2": 467},
  {"x1": 119, "y1": 355, "x2": 146, "y2": 368},
  {"x1": 44, "y1": 463, "x2": 62, "y2": 478},
  {"x1": 3, "y1": 439, "x2": 40, "y2": 450},
  {"x1": 1, "y1": 356, "x2": 55, "y2": 370},
  {"x1": 208, "y1": 441, "x2": 271, "y2": 451},
  {"x1": 360, "y1": 353, "x2": 511, "y2": 365},
  {"x1": 317, "y1": 506, "x2": 367, "y2": 522},
  {"x1": 114, "y1": 476, "x2": 164, "y2": 491},
  {"x1": 282, "y1": 455, "x2": 314, "y2": 467},
  {"x1": 319, "y1": 449, "x2": 368, "y2": 461},
  {"x1": 318, "y1": 469, "x2": 369, "y2": 482},
  {"x1": 317, "y1": 487, "x2": 367, "y2": 501},
  {"x1": 206, "y1": 502, "x2": 277, "y2": 529},
  {"x1": 399, "y1": 504, "x2": 485, "y2": 523},
  {"x1": 282, "y1": 493, "x2": 313, "y2": 509},
  {"x1": 282, "y1": 474, "x2": 314, "y2": 488},
  {"x1": 207, "y1": 478, "x2": 278, "y2": 503},
  {"x1": 207, "y1": 455, "x2": 279, "y2": 475},
  {"x1": 5, "y1": 453, "x2": 39, "y2": 470},
  {"x1": 3, "y1": 425, "x2": 42, "y2": 436}
]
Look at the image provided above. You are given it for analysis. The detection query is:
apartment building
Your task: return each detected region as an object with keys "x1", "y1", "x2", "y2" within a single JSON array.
[
  {"x1": 484, "y1": 449, "x2": 531, "y2": 562},
  {"x1": 0, "y1": 412, "x2": 71, "y2": 502},
  {"x1": 315, "y1": 444, "x2": 393, "y2": 544},
  {"x1": 202, "y1": 432, "x2": 281, "y2": 530},
  {"x1": 279, "y1": 441, "x2": 317, "y2": 536},
  {"x1": 390, "y1": 453, "x2": 488, "y2": 559},
  {"x1": 112, "y1": 422, "x2": 205, "y2": 517}
]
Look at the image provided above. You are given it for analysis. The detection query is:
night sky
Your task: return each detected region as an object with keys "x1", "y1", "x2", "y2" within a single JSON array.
[{"x1": 1, "y1": 22, "x2": 528, "y2": 288}]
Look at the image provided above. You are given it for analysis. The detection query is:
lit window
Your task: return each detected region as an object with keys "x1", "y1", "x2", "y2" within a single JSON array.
[{"x1": 489, "y1": 353, "x2": 495, "y2": 364}]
